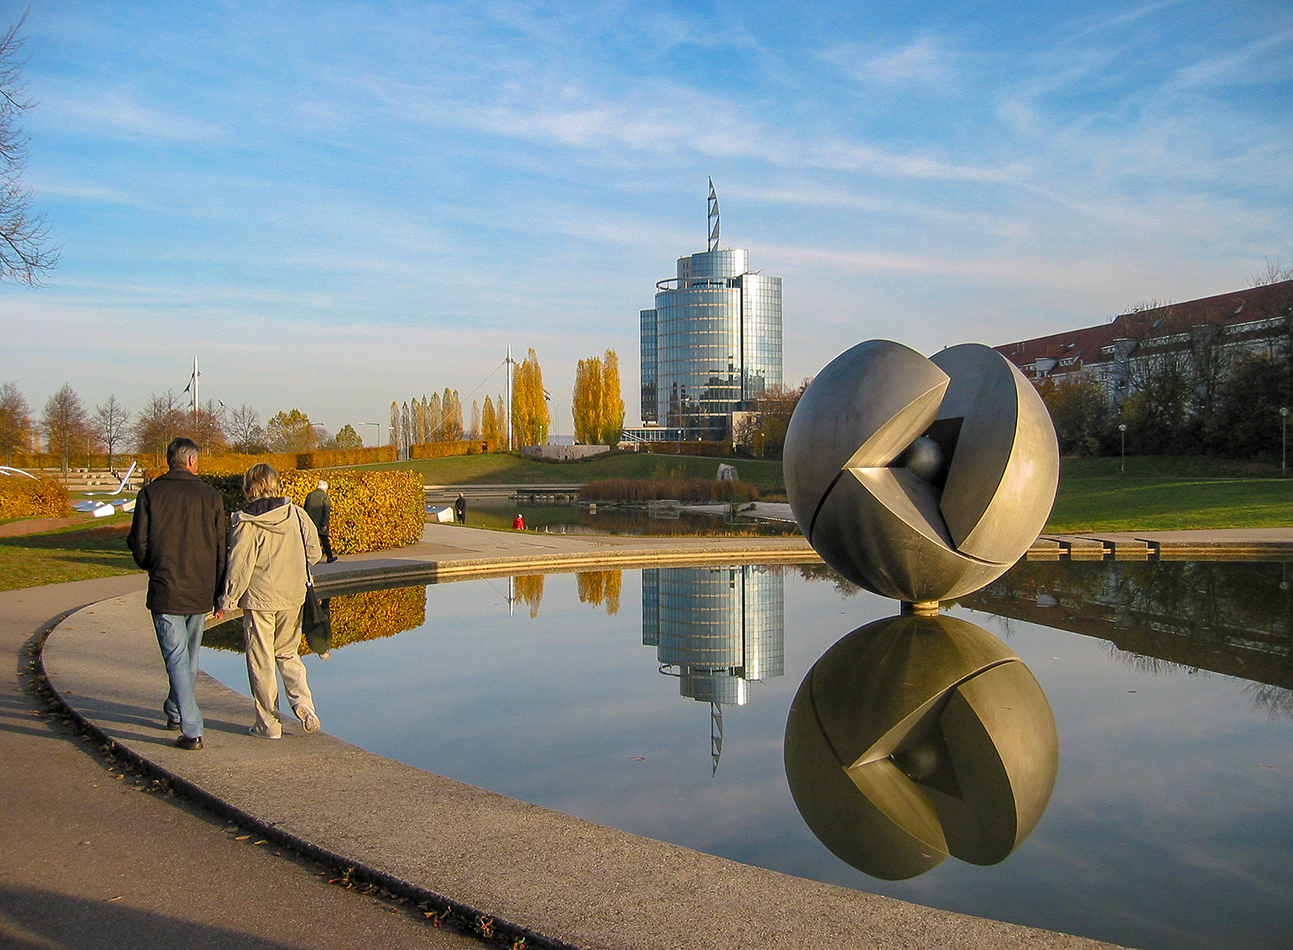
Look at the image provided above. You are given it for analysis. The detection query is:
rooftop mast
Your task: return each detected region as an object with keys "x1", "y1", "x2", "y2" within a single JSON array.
[{"x1": 707, "y1": 177, "x2": 720, "y2": 252}]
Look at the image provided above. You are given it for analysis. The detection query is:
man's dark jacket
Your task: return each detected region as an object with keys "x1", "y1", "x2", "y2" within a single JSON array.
[
  {"x1": 303, "y1": 488, "x2": 330, "y2": 536},
  {"x1": 127, "y1": 468, "x2": 227, "y2": 615}
]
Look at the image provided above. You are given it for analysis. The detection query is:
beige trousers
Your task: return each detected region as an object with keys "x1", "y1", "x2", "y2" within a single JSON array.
[{"x1": 243, "y1": 608, "x2": 314, "y2": 738}]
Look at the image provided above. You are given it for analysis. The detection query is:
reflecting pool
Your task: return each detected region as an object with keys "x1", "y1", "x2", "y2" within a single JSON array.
[{"x1": 202, "y1": 560, "x2": 1293, "y2": 950}]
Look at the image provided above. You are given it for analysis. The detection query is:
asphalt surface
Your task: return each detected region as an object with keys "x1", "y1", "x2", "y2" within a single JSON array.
[{"x1": 10, "y1": 522, "x2": 1288, "y2": 950}]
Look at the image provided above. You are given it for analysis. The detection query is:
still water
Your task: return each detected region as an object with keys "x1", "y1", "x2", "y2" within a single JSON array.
[{"x1": 201, "y1": 560, "x2": 1293, "y2": 950}]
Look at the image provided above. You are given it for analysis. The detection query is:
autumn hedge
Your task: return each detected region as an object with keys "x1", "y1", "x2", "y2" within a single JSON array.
[
  {"x1": 199, "y1": 469, "x2": 423, "y2": 554},
  {"x1": 0, "y1": 478, "x2": 69, "y2": 519},
  {"x1": 408, "y1": 439, "x2": 494, "y2": 459}
]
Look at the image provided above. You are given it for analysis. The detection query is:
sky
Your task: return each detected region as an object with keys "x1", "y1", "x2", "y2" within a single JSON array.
[{"x1": 3, "y1": 0, "x2": 1292, "y2": 445}]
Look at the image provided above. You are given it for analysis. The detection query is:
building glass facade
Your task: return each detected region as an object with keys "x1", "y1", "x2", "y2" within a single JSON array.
[
  {"x1": 639, "y1": 233, "x2": 782, "y2": 441},
  {"x1": 641, "y1": 565, "x2": 785, "y2": 707}
]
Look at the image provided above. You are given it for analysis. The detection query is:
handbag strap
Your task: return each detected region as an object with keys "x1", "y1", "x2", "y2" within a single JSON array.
[{"x1": 296, "y1": 506, "x2": 315, "y2": 588}]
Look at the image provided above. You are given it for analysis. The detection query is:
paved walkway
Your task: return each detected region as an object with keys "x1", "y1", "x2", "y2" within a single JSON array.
[{"x1": 14, "y1": 523, "x2": 1289, "y2": 949}]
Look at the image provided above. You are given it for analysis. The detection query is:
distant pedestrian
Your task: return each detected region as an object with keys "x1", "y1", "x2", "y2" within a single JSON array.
[
  {"x1": 455, "y1": 492, "x2": 467, "y2": 524},
  {"x1": 303, "y1": 480, "x2": 338, "y2": 563},
  {"x1": 513, "y1": 512, "x2": 525, "y2": 530},
  {"x1": 219, "y1": 464, "x2": 323, "y2": 740},
  {"x1": 126, "y1": 437, "x2": 226, "y2": 751}
]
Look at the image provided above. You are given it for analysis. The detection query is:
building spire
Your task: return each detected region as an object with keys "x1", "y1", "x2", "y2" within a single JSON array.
[{"x1": 707, "y1": 177, "x2": 720, "y2": 252}]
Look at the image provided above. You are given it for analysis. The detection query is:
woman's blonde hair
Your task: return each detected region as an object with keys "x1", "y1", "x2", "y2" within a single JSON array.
[{"x1": 242, "y1": 463, "x2": 281, "y2": 501}]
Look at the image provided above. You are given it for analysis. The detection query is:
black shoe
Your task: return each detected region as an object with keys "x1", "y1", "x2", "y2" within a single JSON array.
[
  {"x1": 327, "y1": 556, "x2": 338, "y2": 563},
  {"x1": 166, "y1": 718, "x2": 181, "y2": 731},
  {"x1": 176, "y1": 735, "x2": 203, "y2": 751}
]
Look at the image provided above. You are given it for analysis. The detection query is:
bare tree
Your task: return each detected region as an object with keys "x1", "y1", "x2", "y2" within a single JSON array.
[
  {"x1": 132, "y1": 391, "x2": 185, "y2": 462},
  {"x1": 0, "y1": 12, "x2": 59, "y2": 285},
  {"x1": 0, "y1": 379, "x2": 31, "y2": 464},
  {"x1": 177, "y1": 399, "x2": 227, "y2": 453},
  {"x1": 41, "y1": 384, "x2": 90, "y2": 472},
  {"x1": 226, "y1": 403, "x2": 266, "y2": 453},
  {"x1": 1249, "y1": 258, "x2": 1293, "y2": 288},
  {"x1": 92, "y1": 395, "x2": 131, "y2": 471}
]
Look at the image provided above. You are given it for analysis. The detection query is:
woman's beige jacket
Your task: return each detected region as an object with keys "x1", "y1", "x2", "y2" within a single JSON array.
[{"x1": 219, "y1": 498, "x2": 322, "y2": 612}]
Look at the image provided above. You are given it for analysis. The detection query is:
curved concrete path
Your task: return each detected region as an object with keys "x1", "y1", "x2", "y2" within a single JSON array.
[{"x1": 16, "y1": 523, "x2": 1171, "y2": 950}]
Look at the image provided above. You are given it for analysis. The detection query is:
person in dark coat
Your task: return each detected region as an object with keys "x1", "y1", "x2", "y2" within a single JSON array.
[
  {"x1": 126, "y1": 437, "x2": 226, "y2": 750},
  {"x1": 455, "y1": 492, "x2": 467, "y2": 524},
  {"x1": 303, "y1": 480, "x2": 338, "y2": 563}
]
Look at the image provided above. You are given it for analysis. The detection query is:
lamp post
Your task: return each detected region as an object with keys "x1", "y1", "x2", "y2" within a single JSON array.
[
  {"x1": 1281, "y1": 408, "x2": 1288, "y2": 475},
  {"x1": 361, "y1": 422, "x2": 381, "y2": 448},
  {"x1": 1118, "y1": 423, "x2": 1127, "y2": 475}
]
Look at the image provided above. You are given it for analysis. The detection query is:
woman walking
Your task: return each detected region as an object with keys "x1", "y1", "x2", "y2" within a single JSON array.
[{"x1": 219, "y1": 463, "x2": 323, "y2": 739}]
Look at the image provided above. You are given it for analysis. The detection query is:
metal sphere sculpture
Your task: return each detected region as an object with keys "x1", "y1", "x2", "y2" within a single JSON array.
[
  {"x1": 783, "y1": 341, "x2": 1059, "y2": 606},
  {"x1": 784, "y1": 614, "x2": 1059, "y2": 880}
]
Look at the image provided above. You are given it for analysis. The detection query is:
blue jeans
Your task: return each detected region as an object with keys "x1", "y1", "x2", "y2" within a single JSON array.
[{"x1": 153, "y1": 613, "x2": 205, "y2": 738}]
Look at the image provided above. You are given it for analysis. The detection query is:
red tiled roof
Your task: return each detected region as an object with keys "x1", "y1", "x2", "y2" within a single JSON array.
[{"x1": 994, "y1": 279, "x2": 1293, "y2": 377}]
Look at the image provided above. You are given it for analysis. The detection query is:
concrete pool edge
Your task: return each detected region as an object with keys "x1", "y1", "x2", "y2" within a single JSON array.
[{"x1": 40, "y1": 528, "x2": 1152, "y2": 950}]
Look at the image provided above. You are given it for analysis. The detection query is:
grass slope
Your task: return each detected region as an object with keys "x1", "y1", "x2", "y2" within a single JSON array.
[
  {"x1": 1045, "y1": 457, "x2": 1293, "y2": 532},
  {"x1": 347, "y1": 452, "x2": 788, "y2": 493},
  {"x1": 0, "y1": 515, "x2": 138, "y2": 591}
]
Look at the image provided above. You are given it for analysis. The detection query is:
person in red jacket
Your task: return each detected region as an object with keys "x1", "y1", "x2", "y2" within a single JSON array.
[
  {"x1": 512, "y1": 512, "x2": 525, "y2": 530},
  {"x1": 127, "y1": 438, "x2": 226, "y2": 751}
]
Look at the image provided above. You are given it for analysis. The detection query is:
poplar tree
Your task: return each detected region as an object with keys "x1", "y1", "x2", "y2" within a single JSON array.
[
  {"x1": 511, "y1": 348, "x2": 549, "y2": 447},
  {"x1": 469, "y1": 399, "x2": 481, "y2": 441},
  {"x1": 482, "y1": 396, "x2": 497, "y2": 445},
  {"x1": 413, "y1": 397, "x2": 427, "y2": 445},
  {"x1": 599, "y1": 349, "x2": 625, "y2": 445},
  {"x1": 388, "y1": 402, "x2": 399, "y2": 450},
  {"x1": 572, "y1": 349, "x2": 624, "y2": 445}
]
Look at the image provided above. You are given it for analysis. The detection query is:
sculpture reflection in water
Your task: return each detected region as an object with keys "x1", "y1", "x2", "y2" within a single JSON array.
[
  {"x1": 784, "y1": 613, "x2": 1058, "y2": 880},
  {"x1": 642, "y1": 566, "x2": 785, "y2": 773},
  {"x1": 782, "y1": 339, "x2": 1063, "y2": 880}
]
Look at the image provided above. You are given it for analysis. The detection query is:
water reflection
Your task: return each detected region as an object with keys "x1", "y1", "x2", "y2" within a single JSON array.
[
  {"x1": 964, "y1": 560, "x2": 1293, "y2": 703},
  {"x1": 642, "y1": 566, "x2": 785, "y2": 771},
  {"x1": 784, "y1": 613, "x2": 1058, "y2": 880},
  {"x1": 203, "y1": 584, "x2": 428, "y2": 653}
]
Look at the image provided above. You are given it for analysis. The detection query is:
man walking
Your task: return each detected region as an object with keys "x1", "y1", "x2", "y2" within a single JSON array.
[
  {"x1": 304, "y1": 480, "x2": 338, "y2": 563},
  {"x1": 127, "y1": 438, "x2": 226, "y2": 750}
]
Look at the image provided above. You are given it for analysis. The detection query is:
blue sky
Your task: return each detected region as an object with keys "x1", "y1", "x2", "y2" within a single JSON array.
[{"x1": 3, "y1": 0, "x2": 1291, "y2": 444}]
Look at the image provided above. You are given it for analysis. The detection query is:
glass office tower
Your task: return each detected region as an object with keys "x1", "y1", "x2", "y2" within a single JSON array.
[{"x1": 639, "y1": 191, "x2": 782, "y2": 441}]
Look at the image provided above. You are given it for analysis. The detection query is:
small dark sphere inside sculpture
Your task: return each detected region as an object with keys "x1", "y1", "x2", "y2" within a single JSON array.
[
  {"x1": 892, "y1": 733, "x2": 947, "y2": 781},
  {"x1": 898, "y1": 436, "x2": 946, "y2": 486}
]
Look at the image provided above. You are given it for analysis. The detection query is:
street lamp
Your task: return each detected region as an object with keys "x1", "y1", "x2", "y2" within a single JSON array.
[
  {"x1": 1281, "y1": 407, "x2": 1288, "y2": 475},
  {"x1": 360, "y1": 422, "x2": 381, "y2": 447},
  {"x1": 1118, "y1": 423, "x2": 1127, "y2": 475}
]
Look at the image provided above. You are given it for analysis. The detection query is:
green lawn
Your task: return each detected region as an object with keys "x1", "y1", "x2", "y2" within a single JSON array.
[
  {"x1": 1044, "y1": 456, "x2": 1293, "y2": 532},
  {"x1": 343, "y1": 451, "x2": 788, "y2": 494},
  {"x1": 0, "y1": 514, "x2": 139, "y2": 591}
]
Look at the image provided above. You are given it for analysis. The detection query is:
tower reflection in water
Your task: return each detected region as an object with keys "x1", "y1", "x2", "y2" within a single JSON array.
[
  {"x1": 642, "y1": 566, "x2": 785, "y2": 773},
  {"x1": 785, "y1": 614, "x2": 1058, "y2": 881}
]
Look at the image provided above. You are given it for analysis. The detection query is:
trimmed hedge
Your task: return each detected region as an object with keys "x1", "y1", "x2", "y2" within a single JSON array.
[
  {"x1": 0, "y1": 477, "x2": 69, "y2": 519},
  {"x1": 199, "y1": 468, "x2": 424, "y2": 554},
  {"x1": 298, "y1": 446, "x2": 397, "y2": 468},
  {"x1": 281, "y1": 470, "x2": 423, "y2": 554},
  {"x1": 409, "y1": 439, "x2": 495, "y2": 459}
]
